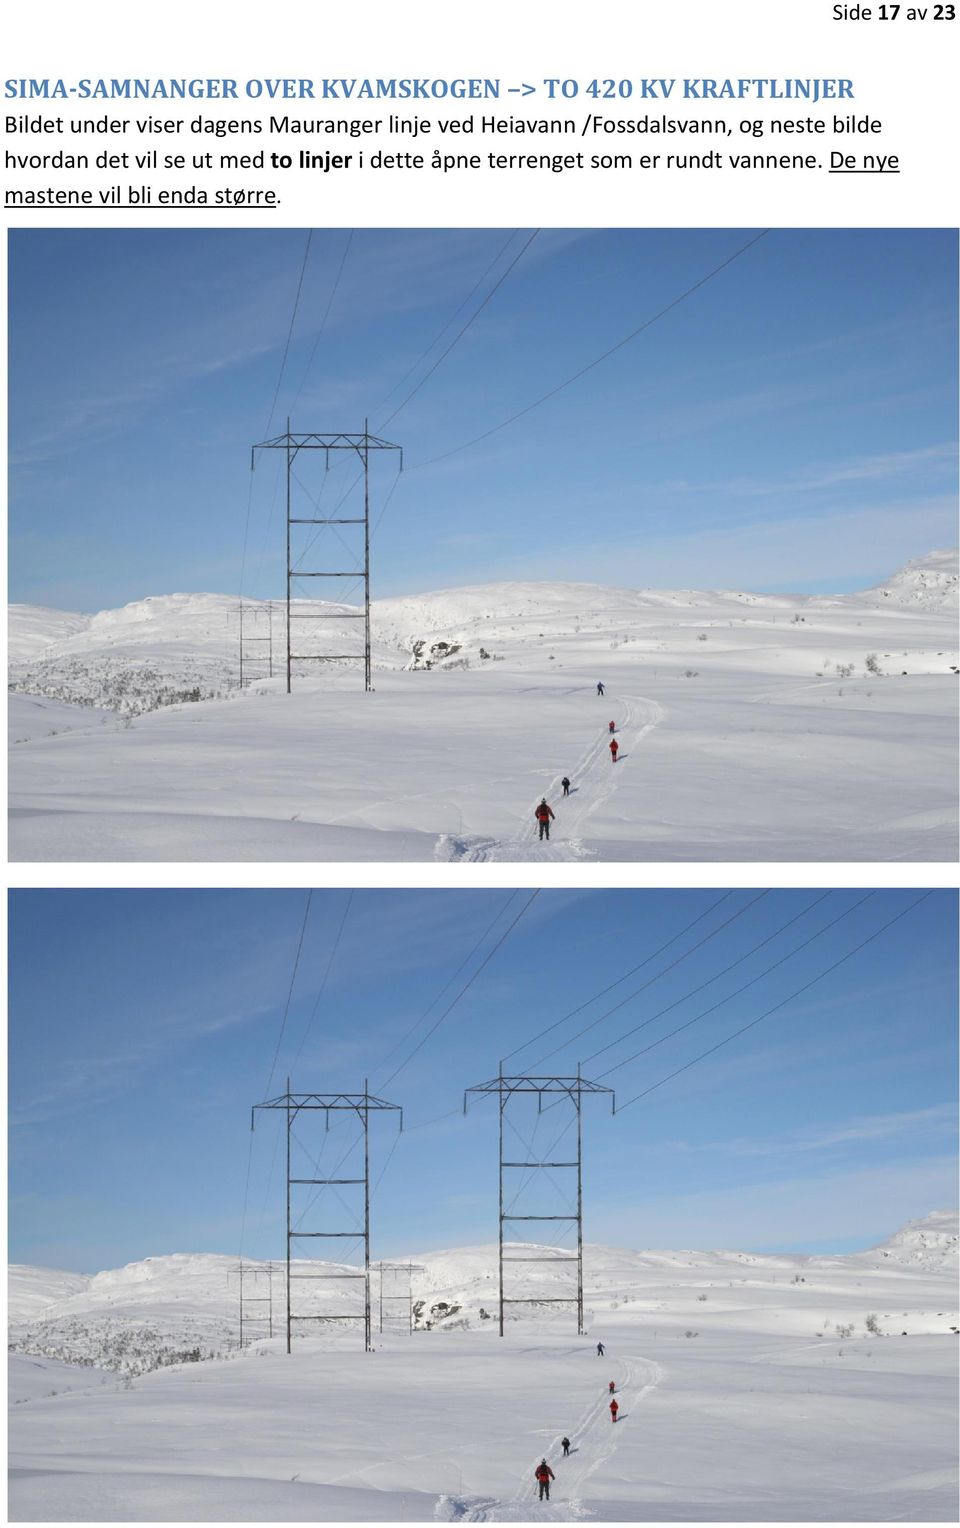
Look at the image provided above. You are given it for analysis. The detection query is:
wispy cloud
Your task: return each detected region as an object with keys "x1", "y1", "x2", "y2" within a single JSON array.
[
  {"x1": 660, "y1": 444, "x2": 957, "y2": 500},
  {"x1": 667, "y1": 1104, "x2": 957, "y2": 1160},
  {"x1": 592, "y1": 1156, "x2": 959, "y2": 1252},
  {"x1": 520, "y1": 494, "x2": 956, "y2": 594}
]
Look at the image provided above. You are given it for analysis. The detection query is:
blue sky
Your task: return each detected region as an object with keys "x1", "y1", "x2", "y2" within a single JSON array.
[
  {"x1": 9, "y1": 888, "x2": 957, "y2": 1272},
  {"x1": 8, "y1": 228, "x2": 957, "y2": 611}
]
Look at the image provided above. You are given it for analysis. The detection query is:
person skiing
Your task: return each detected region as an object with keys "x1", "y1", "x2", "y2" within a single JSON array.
[
  {"x1": 608, "y1": 1380, "x2": 616, "y2": 1394},
  {"x1": 596, "y1": 681, "x2": 605, "y2": 696},
  {"x1": 609, "y1": 738, "x2": 619, "y2": 762},
  {"x1": 561, "y1": 776, "x2": 571, "y2": 797},
  {"x1": 596, "y1": 1341, "x2": 605, "y2": 1357},
  {"x1": 608, "y1": 720, "x2": 615, "y2": 734},
  {"x1": 561, "y1": 1437, "x2": 571, "y2": 1458},
  {"x1": 535, "y1": 1459, "x2": 555, "y2": 1500},
  {"x1": 534, "y1": 798, "x2": 555, "y2": 841},
  {"x1": 609, "y1": 1398, "x2": 619, "y2": 1423}
]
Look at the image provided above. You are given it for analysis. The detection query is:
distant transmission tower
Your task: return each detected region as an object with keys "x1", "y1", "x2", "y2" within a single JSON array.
[
  {"x1": 251, "y1": 1078, "x2": 402, "y2": 1353},
  {"x1": 464, "y1": 1066, "x2": 614, "y2": 1337},
  {"x1": 238, "y1": 599, "x2": 276, "y2": 688},
  {"x1": 376, "y1": 1261, "x2": 425, "y2": 1335},
  {"x1": 230, "y1": 1258, "x2": 278, "y2": 1346},
  {"x1": 250, "y1": 421, "x2": 402, "y2": 694}
]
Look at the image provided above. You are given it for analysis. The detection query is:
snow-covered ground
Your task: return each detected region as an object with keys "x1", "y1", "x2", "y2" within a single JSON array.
[
  {"x1": 8, "y1": 553, "x2": 958, "y2": 861},
  {"x1": 8, "y1": 693, "x2": 114, "y2": 744},
  {"x1": 8, "y1": 1214, "x2": 958, "y2": 1521}
]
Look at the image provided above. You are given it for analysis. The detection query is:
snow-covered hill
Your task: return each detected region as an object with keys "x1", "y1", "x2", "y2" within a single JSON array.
[
  {"x1": 866, "y1": 550, "x2": 959, "y2": 610},
  {"x1": 9, "y1": 555, "x2": 958, "y2": 861},
  {"x1": 7, "y1": 1264, "x2": 91, "y2": 1323},
  {"x1": 9, "y1": 1214, "x2": 958, "y2": 1375},
  {"x1": 865, "y1": 1209, "x2": 960, "y2": 1270},
  {"x1": 9, "y1": 553, "x2": 959, "y2": 715},
  {"x1": 8, "y1": 1215, "x2": 958, "y2": 1523}
]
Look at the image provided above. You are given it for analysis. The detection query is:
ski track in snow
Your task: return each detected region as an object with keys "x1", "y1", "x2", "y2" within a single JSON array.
[
  {"x1": 435, "y1": 1354, "x2": 664, "y2": 1520},
  {"x1": 436, "y1": 695, "x2": 664, "y2": 863}
]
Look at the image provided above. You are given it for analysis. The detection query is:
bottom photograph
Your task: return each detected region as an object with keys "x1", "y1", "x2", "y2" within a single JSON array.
[{"x1": 7, "y1": 887, "x2": 959, "y2": 1524}]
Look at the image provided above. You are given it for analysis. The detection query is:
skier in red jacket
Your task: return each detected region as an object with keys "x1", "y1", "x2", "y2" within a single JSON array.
[
  {"x1": 610, "y1": 1398, "x2": 619, "y2": 1422},
  {"x1": 534, "y1": 799, "x2": 555, "y2": 840},
  {"x1": 609, "y1": 738, "x2": 619, "y2": 762},
  {"x1": 608, "y1": 720, "x2": 615, "y2": 734},
  {"x1": 535, "y1": 1459, "x2": 555, "y2": 1500}
]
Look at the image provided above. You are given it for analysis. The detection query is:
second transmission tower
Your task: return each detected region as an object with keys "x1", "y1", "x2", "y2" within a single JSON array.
[{"x1": 464, "y1": 1065, "x2": 614, "y2": 1337}]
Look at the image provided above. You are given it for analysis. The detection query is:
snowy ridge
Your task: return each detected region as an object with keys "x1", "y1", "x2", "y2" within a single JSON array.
[
  {"x1": 9, "y1": 554, "x2": 958, "y2": 862},
  {"x1": 864, "y1": 1210, "x2": 960, "y2": 1269},
  {"x1": 7, "y1": 605, "x2": 92, "y2": 665},
  {"x1": 9, "y1": 1215, "x2": 958, "y2": 1376},
  {"x1": 9, "y1": 553, "x2": 959, "y2": 717},
  {"x1": 7, "y1": 1264, "x2": 92, "y2": 1323},
  {"x1": 866, "y1": 550, "x2": 959, "y2": 610}
]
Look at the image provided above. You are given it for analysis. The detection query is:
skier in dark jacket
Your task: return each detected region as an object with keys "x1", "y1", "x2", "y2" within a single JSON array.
[
  {"x1": 597, "y1": 681, "x2": 605, "y2": 696},
  {"x1": 561, "y1": 1437, "x2": 571, "y2": 1457},
  {"x1": 535, "y1": 799, "x2": 555, "y2": 840},
  {"x1": 535, "y1": 1460, "x2": 555, "y2": 1500},
  {"x1": 596, "y1": 1341, "x2": 605, "y2": 1357},
  {"x1": 561, "y1": 776, "x2": 571, "y2": 796}
]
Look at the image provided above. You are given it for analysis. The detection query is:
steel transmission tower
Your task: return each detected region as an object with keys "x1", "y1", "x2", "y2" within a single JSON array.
[
  {"x1": 376, "y1": 1261, "x2": 425, "y2": 1335},
  {"x1": 250, "y1": 421, "x2": 402, "y2": 694},
  {"x1": 251, "y1": 1078, "x2": 402, "y2": 1353},
  {"x1": 238, "y1": 599, "x2": 276, "y2": 688},
  {"x1": 464, "y1": 1066, "x2": 614, "y2": 1337},
  {"x1": 230, "y1": 1258, "x2": 277, "y2": 1346}
]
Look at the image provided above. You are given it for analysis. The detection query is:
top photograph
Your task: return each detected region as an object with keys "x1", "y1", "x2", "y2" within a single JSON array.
[{"x1": 8, "y1": 226, "x2": 958, "y2": 863}]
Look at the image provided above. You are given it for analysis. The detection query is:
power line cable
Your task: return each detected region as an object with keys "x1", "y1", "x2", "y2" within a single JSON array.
[
  {"x1": 529, "y1": 890, "x2": 770, "y2": 1070},
  {"x1": 596, "y1": 891, "x2": 878, "y2": 1083},
  {"x1": 276, "y1": 889, "x2": 538, "y2": 1243},
  {"x1": 290, "y1": 890, "x2": 355, "y2": 1074},
  {"x1": 284, "y1": 895, "x2": 528, "y2": 1230},
  {"x1": 581, "y1": 890, "x2": 833, "y2": 1068},
  {"x1": 370, "y1": 1128, "x2": 403, "y2": 1203},
  {"x1": 374, "y1": 892, "x2": 520, "y2": 1080},
  {"x1": 237, "y1": 1130, "x2": 256, "y2": 1261},
  {"x1": 264, "y1": 230, "x2": 314, "y2": 438},
  {"x1": 404, "y1": 1106, "x2": 463, "y2": 1132},
  {"x1": 238, "y1": 471, "x2": 257, "y2": 604},
  {"x1": 376, "y1": 229, "x2": 541, "y2": 432},
  {"x1": 615, "y1": 892, "x2": 933, "y2": 1112},
  {"x1": 373, "y1": 230, "x2": 521, "y2": 413},
  {"x1": 263, "y1": 890, "x2": 313, "y2": 1098},
  {"x1": 251, "y1": 1111, "x2": 286, "y2": 1258},
  {"x1": 328, "y1": 460, "x2": 405, "y2": 608},
  {"x1": 501, "y1": 890, "x2": 737, "y2": 1065},
  {"x1": 413, "y1": 229, "x2": 771, "y2": 470},
  {"x1": 288, "y1": 229, "x2": 355, "y2": 416},
  {"x1": 379, "y1": 889, "x2": 542, "y2": 1091},
  {"x1": 240, "y1": 886, "x2": 313, "y2": 1259},
  {"x1": 293, "y1": 230, "x2": 540, "y2": 572},
  {"x1": 239, "y1": 229, "x2": 313, "y2": 601}
]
